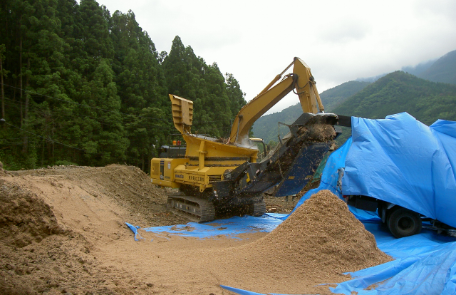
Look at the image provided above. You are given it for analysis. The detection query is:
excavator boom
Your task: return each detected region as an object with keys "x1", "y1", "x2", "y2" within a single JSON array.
[{"x1": 229, "y1": 57, "x2": 325, "y2": 145}]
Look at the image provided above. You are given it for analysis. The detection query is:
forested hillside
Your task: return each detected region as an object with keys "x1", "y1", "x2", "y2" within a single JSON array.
[
  {"x1": 333, "y1": 71, "x2": 456, "y2": 123},
  {"x1": 252, "y1": 103, "x2": 303, "y2": 144},
  {"x1": 0, "y1": 0, "x2": 246, "y2": 171},
  {"x1": 332, "y1": 71, "x2": 456, "y2": 144},
  {"x1": 252, "y1": 81, "x2": 370, "y2": 143},
  {"x1": 319, "y1": 81, "x2": 372, "y2": 112}
]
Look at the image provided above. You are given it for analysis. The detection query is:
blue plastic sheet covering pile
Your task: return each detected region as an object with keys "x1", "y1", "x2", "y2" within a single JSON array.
[
  {"x1": 342, "y1": 112, "x2": 456, "y2": 228},
  {"x1": 127, "y1": 113, "x2": 456, "y2": 294}
]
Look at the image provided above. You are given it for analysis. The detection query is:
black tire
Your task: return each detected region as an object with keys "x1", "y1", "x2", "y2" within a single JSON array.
[{"x1": 387, "y1": 207, "x2": 422, "y2": 238}]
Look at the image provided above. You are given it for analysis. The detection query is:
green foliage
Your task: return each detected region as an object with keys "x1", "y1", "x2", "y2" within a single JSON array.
[
  {"x1": 333, "y1": 71, "x2": 456, "y2": 145},
  {"x1": 55, "y1": 160, "x2": 78, "y2": 166},
  {"x1": 0, "y1": 1, "x2": 247, "y2": 171},
  {"x1": 320, "y1": 81, "x2": 371, "y2": 112},
  {"x1": 0, "y1": 137, "x2": 38, "y2": 170},
  {"x1": 333, "y1": 71, "x2": 456, "y2": 123},
  {"x1": 162, "y1": 36, "x2": 246, "y2": 138}
]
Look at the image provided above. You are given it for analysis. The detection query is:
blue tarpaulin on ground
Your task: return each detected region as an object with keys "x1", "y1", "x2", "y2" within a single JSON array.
[
  {"x1": 127, "y1": 113, "x2": 456, "y2": 294},
  {"x1": 331, "y1": 221, "x2": 456, "y2": 295},
  {"x1": 140, "y1": 214, "x2": 284, "y2": 239}
]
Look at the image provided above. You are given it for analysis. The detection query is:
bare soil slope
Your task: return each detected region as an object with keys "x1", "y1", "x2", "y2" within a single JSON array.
[{"x1": 0, "y1": 164, "x2": 390, "y2": 294}]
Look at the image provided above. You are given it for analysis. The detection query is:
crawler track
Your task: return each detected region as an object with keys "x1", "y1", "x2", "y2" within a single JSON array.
[
  {"x1": 167, "y1": 194, "x2": 216, "y2": 222},
  {"x1": 251, "y1": 199, "x2": 267, "y2": 216}
]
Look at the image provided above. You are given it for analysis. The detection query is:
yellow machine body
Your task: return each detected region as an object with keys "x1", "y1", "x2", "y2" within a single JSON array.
[{"x1": 151, "y1": 94, "x2": 259, "y2": 192}]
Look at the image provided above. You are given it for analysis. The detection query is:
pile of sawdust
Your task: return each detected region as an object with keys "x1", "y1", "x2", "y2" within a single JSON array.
[
  {"x1": 256, "y1": 190, "x2": 392, "y2": 274},
  {"x1": 216, "y1": 190, "x2": 392, "y2": 293},
  {"x1": 0, "y1": 161, "x2": 5, "y2": 176},
  {"x1": 7, "y1": 164, "x2": 187, "y2": 227}
]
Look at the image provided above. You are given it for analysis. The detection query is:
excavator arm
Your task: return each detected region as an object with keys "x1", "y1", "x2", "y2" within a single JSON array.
[{"x1": 229, "y1": 57, "x2": 325, "y2": 145}]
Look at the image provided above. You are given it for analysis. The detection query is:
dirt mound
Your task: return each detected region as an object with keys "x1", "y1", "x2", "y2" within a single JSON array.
[
  {"x1": 7, "y1": 164, "x2": 187, "y2": 227},
  {"x1": 216, "y1": 190, "x2": 392, "y2": 293},
  {"x1": 0, "y1": 234, "x2": 106, "y2": 294},
  {"x1": 256, "y1": 190, "x2": 391, "y2": 274},
  {"x1": 0, "y1": 181, "x2": 110, "y2": 294},
  {"x1": 0, "y1": 161, "x2": 5, "y2": 176},
  {"x1": 0, "y1": 181, "x2": 62, "y2": 248},
  {"x1": 0, "y1": 166, "x2": 176, "y2": 294}
]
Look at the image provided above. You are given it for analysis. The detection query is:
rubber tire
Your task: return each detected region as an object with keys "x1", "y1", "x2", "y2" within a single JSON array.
[{"x1": 387, "y1": 207, "x2": 422, "y2": 238}]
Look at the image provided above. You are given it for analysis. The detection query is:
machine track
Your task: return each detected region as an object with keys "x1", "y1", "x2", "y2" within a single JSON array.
[
  {"x1": 167, "y1": 194, "x2": 216, "y2": 222},
  {"x1": 251, "y1": 199, "x2": 267, "y2": 216}
]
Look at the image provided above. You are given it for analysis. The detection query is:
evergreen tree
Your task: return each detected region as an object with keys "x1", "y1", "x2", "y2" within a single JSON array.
[
  {"x1": 78, "y1": 59, "x2": 128, "y2": 165},
  {"x1": 0, "y1": 44, "x2": 8, "y2": 119},
  {"x1": 109, "y1": 10, "x2": 169, "y2": 170},
  {"x1": 162, "y1": 36, "x2": 246, "y2": 138},
  {"x1": 225, "y1": 73, "x2": 246, "y2": 115},
  {"x1": 77, "y1": 0, "x2": 113, "y2": 76},
  {"x1": 0, "y1": 3, "x2": 247, "y2": 171},
  {"x1": 2, "y1": 0, "x2": 75, "y2": 167}
]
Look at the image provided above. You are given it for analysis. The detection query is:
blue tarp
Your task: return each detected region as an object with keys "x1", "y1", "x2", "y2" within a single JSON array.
[
  {"x1": 342, "y1": 113, "x2": 456, "y2": 227},
  {"x1": 140, "y1": 214, "x2": 284, "y2": 239},
  {"x1": 331, "y1": 221, "x2": 456, "y2": 295}
]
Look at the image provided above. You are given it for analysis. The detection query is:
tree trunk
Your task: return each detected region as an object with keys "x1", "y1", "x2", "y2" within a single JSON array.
[
  {"x1": 20, "y1": 36, "x2": 23, "y2": 125},
  {"x1": 41, "y1": 138, "x2": 45, "y2": 167},
  {"x1": 0, "y1": 53, "x2": 4, "y2": 119},
  {"x1": 1, "y1": 0, "x2": 7, "y2": 120},
  {"x1": 22, "y1": 57, "x2": 30, "y2": 154}
]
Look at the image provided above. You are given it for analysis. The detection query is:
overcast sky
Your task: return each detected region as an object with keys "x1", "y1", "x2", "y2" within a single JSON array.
[{"x1": 95, "y1": 0, "x2": 456, "y2": 114}]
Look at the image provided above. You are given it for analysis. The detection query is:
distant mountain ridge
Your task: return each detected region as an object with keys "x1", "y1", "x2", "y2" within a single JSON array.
[
  {"x1": 332, "y1": 71, "x2": 456, "y2": 144},
  {"x1": 252, "y1": 103, "x2": 304, "y2": 144},
  {"x1": 416, "y1": 50, "x2": 456, "y2": 85},
  {"x1": 319, "y1": 81, "x2": 371, "y2": 111},
  {"x1": 333, "y1": 71, "x2": 456, "y2": 124},
  {"x1": 402, "y1": 59, "x2": 436, "y2": 76}
]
